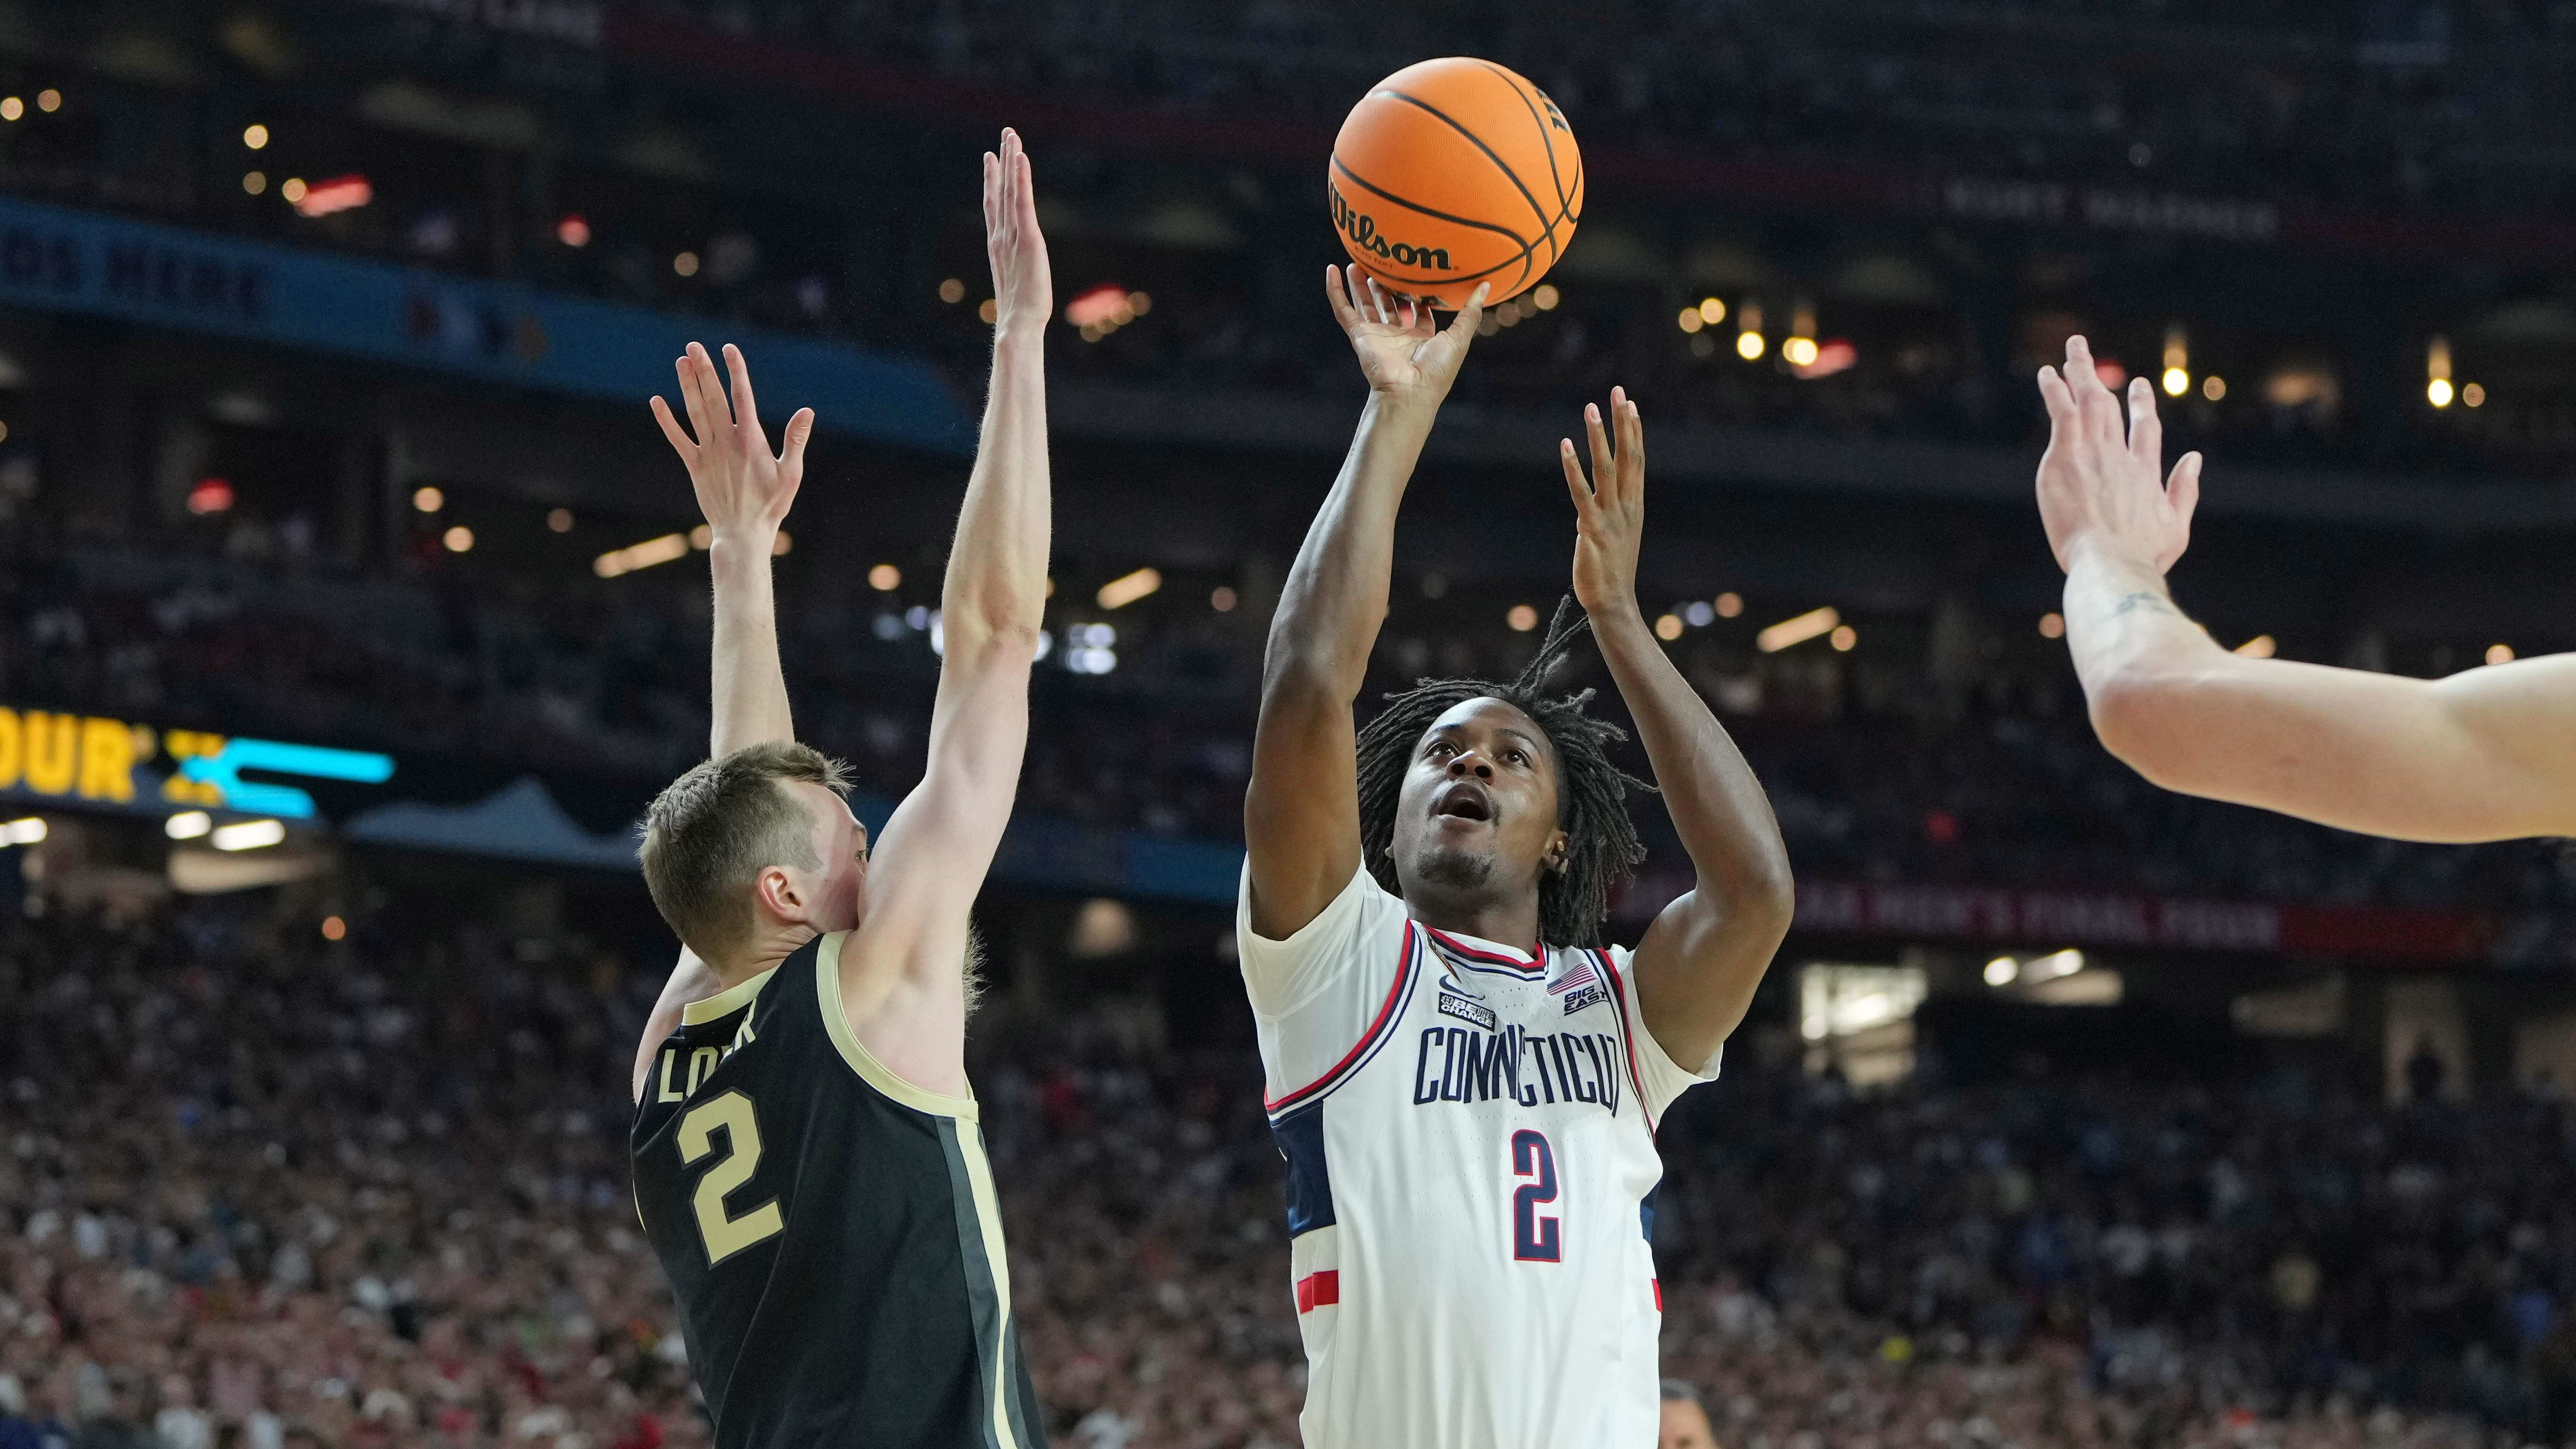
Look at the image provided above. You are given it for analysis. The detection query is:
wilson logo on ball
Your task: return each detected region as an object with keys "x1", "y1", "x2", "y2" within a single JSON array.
[{"x1": 1330, "y1": 184, "x2": 1454, "y2": 273}]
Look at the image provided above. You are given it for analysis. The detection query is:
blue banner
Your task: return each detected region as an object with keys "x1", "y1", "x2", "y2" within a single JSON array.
[{"x1": 0, "y1": 195, "x2": 972, "y2": 452}]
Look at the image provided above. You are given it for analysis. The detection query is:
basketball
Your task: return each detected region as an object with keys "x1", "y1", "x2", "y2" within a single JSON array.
[{"x1": 1328, "y1": 57, "x2": 1583, "y2": 309}]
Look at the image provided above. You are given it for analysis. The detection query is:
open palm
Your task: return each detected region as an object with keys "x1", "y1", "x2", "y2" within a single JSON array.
[
  {"x1": 1325, "y1": 264, "x2": 1487, "y2": 402},
  {"x1": 651, "y1": 341, "x2": 812, "y2": 543},
  {"x1": 984, "y1": 127, "x2": 1051, "y2": 334}
]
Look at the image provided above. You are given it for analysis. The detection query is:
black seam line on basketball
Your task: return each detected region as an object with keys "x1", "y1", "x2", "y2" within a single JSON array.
[
  {"x1": 1330, "y1": 157, "x2": 1541, "y2": 290},
  {"x1": 1366, "y1": 86, "x2": 1551, "y2": 294},
  {"x1": 1471, "y1": 62, "x2": 1576, "y2": 237}
]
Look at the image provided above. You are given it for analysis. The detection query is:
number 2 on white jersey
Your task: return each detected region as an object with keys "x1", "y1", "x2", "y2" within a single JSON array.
[{"x1": 1510, "y1": 1129, "x2": 1561, "y2": 1262}]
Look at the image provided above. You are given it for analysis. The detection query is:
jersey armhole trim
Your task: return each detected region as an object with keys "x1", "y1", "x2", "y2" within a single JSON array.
[
  {"x1": 1596, "y1": 948, "x2": 1658, "y2": 1134},
  {"x1": 1263, "y1": 921, "x2": 1422, "y2": 1115},
  {"x1": 816, "y1": 931, "x2": 980, "y2": 1121},
  {"x1": 679, "y1": 964, "x2": 778, "y2": 1025}
]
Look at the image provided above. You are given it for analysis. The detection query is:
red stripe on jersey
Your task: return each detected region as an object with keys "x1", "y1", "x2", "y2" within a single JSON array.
[
  {"x1": 1653, "y1": 1278, "x2": 1663, "y2": 1312},
  {"x1": 1595, "y1": 949, "x2": 1657, "y2": 1133},
  {"x1": 1297, "y1": 1270, "x2": 1341, "y2": 1313},
  {"x1": 1423, "y1": 927, "x2": 1546, "y2": 974},
  {"x1": 1263, "y1": 925, "x2": 1419, "y2": 1113}
]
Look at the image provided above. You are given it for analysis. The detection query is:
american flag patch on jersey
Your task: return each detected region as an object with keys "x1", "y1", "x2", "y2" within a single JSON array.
[{"x1": 1545, "y1": 959, "x2": 1599, "y2": 996}]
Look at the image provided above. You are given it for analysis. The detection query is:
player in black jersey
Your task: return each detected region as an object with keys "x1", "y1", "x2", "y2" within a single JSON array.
[{"x1": 624, "y1": 130, "x2": 1054, "y2": 1449}]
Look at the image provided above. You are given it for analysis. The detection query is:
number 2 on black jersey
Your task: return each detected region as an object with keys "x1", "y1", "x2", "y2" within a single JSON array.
[
  {"x1": 1510, "y1": 1129, "x2": 1561, "y2": 1262},
  {"x1": 678, "y1": 1090, "x2": 785, "y2": 1265}
]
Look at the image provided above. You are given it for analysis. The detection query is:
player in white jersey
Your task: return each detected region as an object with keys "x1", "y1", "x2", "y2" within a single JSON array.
[{"x1": 1239, "y1": 266, "x2": 1797, "y2": 1449}]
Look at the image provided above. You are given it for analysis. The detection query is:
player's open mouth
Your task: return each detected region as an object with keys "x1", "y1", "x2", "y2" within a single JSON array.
[{"x1": 1433, "y1": 782, "x2": 1494, "y2": 823}]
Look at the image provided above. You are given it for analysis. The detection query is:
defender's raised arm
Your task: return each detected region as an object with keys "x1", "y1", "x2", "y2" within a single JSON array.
[
  {"x1": 835, "y1": 128, "x2": 1054, "y2": 1095},
  {"x1": 1558, "y1": 390, "x2": 1793, "y2": 1069},
  {"x1": 631, "y1": 340, "x2": 817, "y2": 1102},
  {"x1": 2039, "y1": 334, "x2": 2576, "y2": 843},
  {"x1": 1244, "y1": 268, "x2": 1486, "y2": 939}
]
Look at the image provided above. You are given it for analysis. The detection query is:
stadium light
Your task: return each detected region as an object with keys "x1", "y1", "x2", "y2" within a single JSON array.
[
  {"x1": 2027, "y1": 949, "x2": 2085, "y2": 980},
  {"x1": 1984, "y1": 957, "x2": 2019, "y2": 986},
  {"x1": 1506, "y1": 604, "x2": 1538, "y2": 632},
  {"x1": 1784, "y1": 303, "x2": 1818, "y2": 368},
  {"x1": 0, "y1": 99, "x2": 22, "y2": 123},
  {"x1": 211, "y1": 819, "x2": 286, "y2": 852},
  {"x1": 2235, "y1": 634, "x2": 2277, "y2": 658},
  {"x1": 2161, "y1": 325, "x2": 2189, "y2": 396},
  {"x1": 1655, "y1": 614, "x2": 1684, "y2": 641},
  {"x1": 2426, "y1": 336, "x2": 2453, "y2": 408},
  {"x1": 2487, "y1": 643, "x2": 2515, "y2": 665},
  {"x1": 1677, "y1": 307, "x2": 1703, "y2": 336},
  {"x1": 165, "y1": 811, "x2": 212, "y2": 840},
  {"x1": 1533, "y1": 285, "x2": 1560, "y2": 311},
  {"x1": 1792, "y1": 340, "x2": 1857, "y2": 380},
  {"x1": 869, "y1": 563, "x2": 901, "y2": 591},
  {"x1": 1715, "y1": 592, "x2": 1743, "y2": 618},
  {"x1": 1096, "y1": 567, "x2": 1162, "y2": 610},
  {"x1": 595, "y1": 533, "x2": 691, "y2": 578},
  {"x1": 294, "y1": 174, "x2": 370, "y2": 218},
  {"x1": 1756, "y1": 606, "x2": 1839, "y2": 653},
  {"x1": 243, "y1": 123, "x2": 270, "y2": 150},
  {"x1": 0, "y1": 817, "x2": 45, "y2": 846},
  {"x1": 2202, "y1": 375, "x2": 2227, "y2": 401}
]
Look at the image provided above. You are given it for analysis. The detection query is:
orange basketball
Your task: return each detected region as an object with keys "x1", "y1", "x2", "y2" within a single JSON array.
[{"x1": 1328, "y1": 58, "x2": 1583, "y2": 310}]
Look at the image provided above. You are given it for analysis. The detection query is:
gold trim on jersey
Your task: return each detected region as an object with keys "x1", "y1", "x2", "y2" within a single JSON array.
[
  {"x1": 680, "y1": 964, "x2": 778, "y2": 1025},
  {"x1": 814, "y1": 930, "x2": 980, "y2": 1121},
  {"x1": 953, "y1": 1121, "x2": 1024, "y2": 1449}
]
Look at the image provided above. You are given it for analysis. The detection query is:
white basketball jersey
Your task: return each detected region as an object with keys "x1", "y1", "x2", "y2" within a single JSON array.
[{"x1": 1237, "y1": 863, "x2": 1721, "y2": 1449}]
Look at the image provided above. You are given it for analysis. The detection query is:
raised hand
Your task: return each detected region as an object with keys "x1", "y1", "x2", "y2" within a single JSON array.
[
  {"x1": 1559, "y1": 387, "x2": 1647, "y2": 619},
  {"x1": 1325, "y1": 265, "x2": 1488, "y2": 405},
  {"x1": 651, "y1": 341, "x2": 814, "y2": 545},
  {"x1": 985, "y1": 128, "x2": 1051, "y2": 337},
  {"x1": 2035, "y1": 334, "x2": 2201, "y2": 575}
]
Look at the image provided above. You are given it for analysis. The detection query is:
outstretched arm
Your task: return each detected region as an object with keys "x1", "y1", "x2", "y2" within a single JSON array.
[
  {"x1": 1559, "y1": 391, "x2": 1793, "y2": 1067},
  {"x1": 631, "y1": 342, "x2": 817, "y2": 1102},
  {"x1": 2039, "y1": 335, "x2": 2576, "y2": 842},
  {"x1": 837, "y1": 129, "x2": 1053, "y2": 1096},
  {"x1": 1243, "y1": 268, "x2": 1487, "y2": 939}
]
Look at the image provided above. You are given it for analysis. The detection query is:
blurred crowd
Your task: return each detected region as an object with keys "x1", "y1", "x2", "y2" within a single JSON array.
[
  {"x1": 8, "y1": 538, "x2": 2573, "y2": 928},
  {"x1": 9, "y1": 1, "x2": 2571, "y2": 481},
  {"x1": 656, "y1": 0, "x2": 2576, "y2": 215},
  {"x1": 5, "y1": 898, "x2": 2571, "y2": 1449}
]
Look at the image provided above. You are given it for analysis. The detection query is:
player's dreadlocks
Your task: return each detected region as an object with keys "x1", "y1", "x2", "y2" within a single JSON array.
[{"x1": 1355, "y1": 598, "x2": 1652, "y2": 949}]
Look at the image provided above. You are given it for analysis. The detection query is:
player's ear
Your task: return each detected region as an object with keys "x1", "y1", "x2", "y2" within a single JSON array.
[
  {"x1": 1542, "y1": 831, "x2": 1570, "y2": 875},
  {"x1": 755, "y1": 865, "x2": 804, "y2": 922}
]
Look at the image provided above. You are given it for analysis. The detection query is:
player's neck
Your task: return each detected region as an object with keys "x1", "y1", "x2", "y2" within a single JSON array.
[
  {"x1": 1401, "y1": 888, "x2": 1542, "y2": 957},
  {"x1": 713, "y1": 925, "x2": 823, "y2": 989}
]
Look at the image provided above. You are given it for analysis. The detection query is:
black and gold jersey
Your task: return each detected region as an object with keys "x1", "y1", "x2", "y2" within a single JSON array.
[{"x1": 631, "y1": 933, "x2": 1046, "y2": 1449}]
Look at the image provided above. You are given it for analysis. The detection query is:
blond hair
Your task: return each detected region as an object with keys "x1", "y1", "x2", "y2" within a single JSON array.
[{"x1": 640, "y1": 741, "x2": 852, "y2": 959}]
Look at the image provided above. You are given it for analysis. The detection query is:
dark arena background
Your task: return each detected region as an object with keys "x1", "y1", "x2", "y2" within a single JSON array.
[{"x1": 4, "y1": 3, "x2": 2576, "y2": 1448}]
